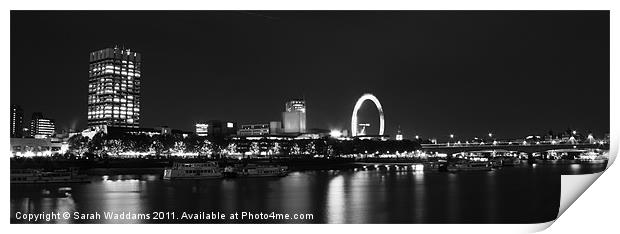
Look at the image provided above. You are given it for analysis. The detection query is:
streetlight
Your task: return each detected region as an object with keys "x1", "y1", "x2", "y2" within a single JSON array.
[
  {"x1": 488, "y1": 133, "x2": 493, "y2": 138},
  {"x1": 415, "y1": 135, "x2": 419, "y2": 140}
]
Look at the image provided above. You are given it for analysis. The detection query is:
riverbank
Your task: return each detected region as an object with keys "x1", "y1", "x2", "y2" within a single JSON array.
[{"x1": 10, "y1": 157, "x2": 607, "y2": 176}]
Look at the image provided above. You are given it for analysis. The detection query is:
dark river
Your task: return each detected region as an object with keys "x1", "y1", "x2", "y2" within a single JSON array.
[{"x1": 10, "y1": 163, "x2": 606, "y2": 224}]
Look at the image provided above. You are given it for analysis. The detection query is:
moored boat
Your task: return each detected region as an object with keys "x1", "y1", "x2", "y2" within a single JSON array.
[
  {"x1": 447, "y1": 161, "x2": 493, "y2": 172},
  {"x1": 423, "y1": 160, "x2": 448, "y2": 172},
  {"x1": 163, "y1": 162, "x2": 222, "y2": 180},
  {"x1": 11, "y1": 168, "x2": 90, "y2": 184},
  {"x1": 490, "y1": 157, "x2": 521, "y2": 167},
  {"x1": 237, "y1": 164, "x2": 288, "y2": 177}
]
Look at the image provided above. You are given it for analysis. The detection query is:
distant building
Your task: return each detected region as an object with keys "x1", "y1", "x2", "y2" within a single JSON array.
[
  {"x1": 282, "y1": 99, "x2": 306, "y2": 133},
  {"x1": 195, "y1": 123, "x2": 209, "y2": 136},
  {"x1": 238, "y1": 123, "x2": 271, "y2": 136},
  {"x1": 30, "y1": 112, "x2": 55, "y2": 138},
  {"x1": 296, "y1": 128, "x2": 330, "y2": 139},
  {"x1": 269, "y1": 121, "x2": 283, "y2": 134},
  {"x1": 195, "y1": 120, "x2": 237, "y2": 137},
  {"x1": 395, "y1": 127, "x2": 403, "y2": 141},
  {"x1": 10, "y1": 104, "x2": 24, "y2": 138},
  {"x1": 157, "y1": 126, "x2": 172, "y2": 135},
  {"x1": 88, "y1": 46, "x2": 142, "y2": 130},
  {"x1": 10, "y1": 138, "x2": 65, "y2": 157}
]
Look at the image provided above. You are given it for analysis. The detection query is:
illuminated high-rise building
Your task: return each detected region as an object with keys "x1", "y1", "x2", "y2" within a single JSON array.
[
  {"x1": 30, "y1": 112, "x2": 55, "y2": 138},
  {"x1": 10, "y1": 104, "x2": 24, "y2": 138},
  {"x1": 285, "y1": 99, "x2": 306, "y2": 113},
  {"x1": 88, "y1": 46, "x2": 141, "y2": 130},
  {"x1": 282, "y1": 99, "x2": 306, "y2": 133}
]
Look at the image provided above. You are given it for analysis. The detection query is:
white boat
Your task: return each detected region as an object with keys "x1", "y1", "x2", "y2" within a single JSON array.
[
  {"x1": 11, "y1": 168, "x2": 90, "y2": 184},
  {"x1": 163, "y1": 162, "x2": 222, "y2": 180},
  {"x1": 237, "y1": 164, "x2": 288, "y2": 177},
  {"x1": 578, "y1": 151, "x2": 608, "y2": 161},
  {"x1": 447, "y1": 161, "x2": 493, "y2": 172}
]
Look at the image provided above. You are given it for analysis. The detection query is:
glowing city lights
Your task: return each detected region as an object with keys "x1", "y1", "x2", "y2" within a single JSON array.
[{"x1": 330, "y1": 130, "x2": 342, "y2": 138}]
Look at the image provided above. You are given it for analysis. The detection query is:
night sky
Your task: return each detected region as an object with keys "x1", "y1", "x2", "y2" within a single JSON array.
[{"x1": 10, "y1": 11, "x2": 609, "y2": 140}]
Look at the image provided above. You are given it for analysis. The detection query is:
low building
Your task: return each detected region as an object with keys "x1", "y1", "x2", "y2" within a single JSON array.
[
  {"x1": 296, "y1": 128, "x2": 330, "y2": 139},
  {"x1": 30, "y1": 112, "x2": 55, "y2": 138},
  {"x1": 195, "y1": 123, "x2": 209, "y2": 136},
  {"x1": 269, "y1": 121, "x2": 282, "y2": 134},
  {"x1": 238, "y1": 123, "x2": 271, "y2": 136},
  {"x1": 10, "y1": 138, "x2": 66, "y2": 157},
  {"x1": 195, "y1": 120, "x2": 237, "y2": 137}
]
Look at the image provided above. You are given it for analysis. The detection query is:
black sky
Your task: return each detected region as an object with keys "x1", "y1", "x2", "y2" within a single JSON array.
[{"x1": 10, "y1": 11, "x2": 610, "y2": 140}]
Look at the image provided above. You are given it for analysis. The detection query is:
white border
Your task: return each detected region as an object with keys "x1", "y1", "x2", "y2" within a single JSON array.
[{"x1": 2, "y1": 1, "x2": 617, "y2": 233}]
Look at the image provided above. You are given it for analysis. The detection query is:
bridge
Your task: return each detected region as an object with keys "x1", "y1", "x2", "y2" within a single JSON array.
[{"x1": 421, "y1": 142, "x2": 608, "y2": 156}]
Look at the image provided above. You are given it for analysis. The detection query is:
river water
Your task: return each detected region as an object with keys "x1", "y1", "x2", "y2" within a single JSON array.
[{"x1": 10, "y1": 163, "x2": 606, "y2": 224}]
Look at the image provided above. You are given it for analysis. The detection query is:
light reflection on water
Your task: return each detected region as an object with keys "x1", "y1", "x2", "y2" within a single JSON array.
[
  {"x1": 10, "y1": 163, "x2": 606, "y2": 224},
  {"x1": 349, "y1": 170, "x2": 369, "y2": 223},
  {"x1": 413, "y1": 172, "x2": 425, "y2": 221},
  {"x1": 326, "y1": 175, "x2": 344, "y2": 223}
]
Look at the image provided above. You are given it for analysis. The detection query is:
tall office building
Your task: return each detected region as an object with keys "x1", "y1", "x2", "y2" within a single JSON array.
[
  {"x1": 10, "y1": 104, "x2": 24, "y2": 138},
  {"x1": 30, "y1": 112, "x2": 55, "y2": 138},
  {"x1": 282, "y1": 99, "x2": 306, "y2": 133},
  {"x1": 88, "y1": 46, "x2": 141, "y2": 130}
]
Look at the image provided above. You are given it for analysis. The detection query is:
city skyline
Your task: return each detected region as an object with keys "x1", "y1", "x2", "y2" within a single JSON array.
[{"x1": 10, "y1": 11, "x2": 609, "y2": 140}]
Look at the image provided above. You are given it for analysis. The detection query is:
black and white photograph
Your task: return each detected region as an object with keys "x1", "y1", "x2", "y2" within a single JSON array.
[{"x1": 6, "y1": 8, "x2": 614, "y2": 229}]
